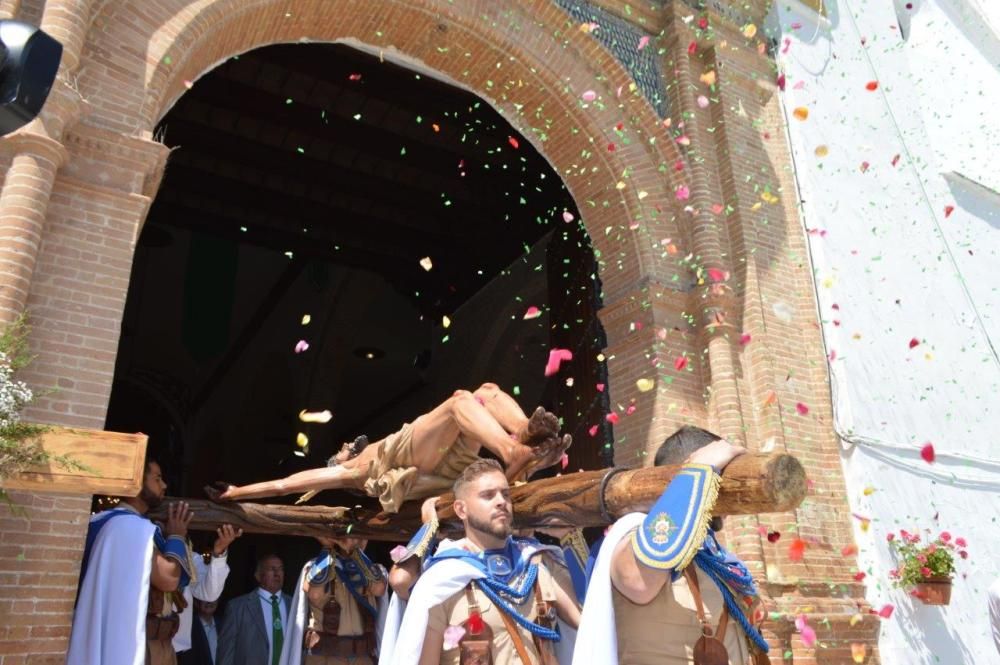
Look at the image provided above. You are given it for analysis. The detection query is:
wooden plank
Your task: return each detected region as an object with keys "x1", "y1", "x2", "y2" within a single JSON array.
[{"x1": 2, "y1": 427, "x2": 148, "y2": 496}]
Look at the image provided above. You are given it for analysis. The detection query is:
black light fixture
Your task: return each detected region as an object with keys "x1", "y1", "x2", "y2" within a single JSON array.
[
  {"x1": 0, "y1": 20, "x2": 62, "y2": 136},
  {"x1": 353, "y1": 346, "x2": 385, "y2": 360}
]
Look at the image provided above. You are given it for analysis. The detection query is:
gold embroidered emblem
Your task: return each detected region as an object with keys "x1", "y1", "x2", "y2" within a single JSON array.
[{"x1": 649, "y1": 513, "x2": 676, "y2": 546}]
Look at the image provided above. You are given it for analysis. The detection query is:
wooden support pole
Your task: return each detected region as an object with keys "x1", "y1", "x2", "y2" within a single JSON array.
[{"x1": 150, "y1": 452, "x2": 805, "y2": 542}]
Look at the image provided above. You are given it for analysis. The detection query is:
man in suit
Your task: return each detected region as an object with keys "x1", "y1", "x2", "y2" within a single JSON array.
[
  {"x1": 180, "y1": 598, "x2": 223, "y2": 665},
  {"x1": 216, "y1": 553, "x2": 292, "y2": 665}
]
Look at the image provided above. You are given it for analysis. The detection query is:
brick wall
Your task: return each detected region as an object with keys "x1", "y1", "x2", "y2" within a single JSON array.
[{"x1": 0, "y1": 492, "x2": 91, "y2": 665}]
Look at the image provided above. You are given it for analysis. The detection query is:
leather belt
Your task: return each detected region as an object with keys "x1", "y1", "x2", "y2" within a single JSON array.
[{"x1": 145, "y1": 615, "x2": 180, "y2": 642}]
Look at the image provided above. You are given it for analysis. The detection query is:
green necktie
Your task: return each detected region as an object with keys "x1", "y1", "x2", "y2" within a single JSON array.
[{"x1": 270, "y1": 593, "x2": 283, "y2": 665}]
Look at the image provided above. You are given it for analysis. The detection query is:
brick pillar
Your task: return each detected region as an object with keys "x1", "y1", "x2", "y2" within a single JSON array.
[
  {"x1": 0, "y1": 0, "x2": 90, "y2": 325},
  {"x1": 0, "y1": 491, "x2": 92, "y2": 665},
  {"x1": 0, "y1": 133, "x2": 66, "y2": 323},
  {"x1": 0, "y1": 1, "x2": 18, "y2": 20},
  {"x1": 40, "y1": 0, "x2": 95, "y2": 73}
]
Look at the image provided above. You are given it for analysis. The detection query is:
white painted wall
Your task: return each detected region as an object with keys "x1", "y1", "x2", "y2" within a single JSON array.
[{"x1": 766, "y1": 0, "x2": 1000, "y2": 661}]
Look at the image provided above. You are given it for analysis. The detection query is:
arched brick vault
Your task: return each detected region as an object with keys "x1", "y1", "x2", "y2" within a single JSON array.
[{"x1": 75, "y1": 0, "x2": 716, "y2": 460}]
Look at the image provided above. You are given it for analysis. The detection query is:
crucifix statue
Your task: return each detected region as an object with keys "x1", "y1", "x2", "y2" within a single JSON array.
[{"x1": 206, "y1": 383, "x2": 572, "y2": 513}]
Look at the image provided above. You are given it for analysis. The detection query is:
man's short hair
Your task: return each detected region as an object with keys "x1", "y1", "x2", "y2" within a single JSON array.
[
  {"x1": 452, "y1": 458, "x2": 505, "y2": 497},
  {"x1": 255, "y1": 552, "x2": 283, "y2": 575},
  {"x1": 653, "y1": 425, "x2": 722, "y2": 467}
]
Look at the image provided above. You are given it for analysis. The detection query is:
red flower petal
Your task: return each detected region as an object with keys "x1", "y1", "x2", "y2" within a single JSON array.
[
  {"x1": 739, "y1": 333, "x2": 752, "y2": 346},
  {"x1": 674, "y1": 356, "x2": 688, "y2": 371},
  {"x1": 767, "y1": 531, "x2": 781, "y2": 543},
  {"x1": 606, "y1": 412, "x2": 620, "y2": 425},
  {"x1": 865, "y1": 81, "x2": 879, "y2": 91},
  {"x1": 920, "y1": 443, "x2": 935, "y2": 463},
  {"x1": 789, "y1": 538, "x2": 807, "y2": 562},
  {"x1": 853, "y1": 571, "x2": 867, "y2": 582},
  {"x1": 688, "y1": 40, "x2": 698, "y2": 55},
  {"x1": 944, "y1": 205, "x2": 955, "y2": 218},
  {"x1": 908, "y1": 337, "x2": 920, "y2": 349},
  {"x1": 795, "y1": 402, "x2": 810, "y2": 415},
  {"x1": 877, "y1": 604, "x2": 894, "y2": 619},
  {"x1": 508, "y1": 136, "x2": 519, "y2": 149},
  {"x1": 588, "y1": 425, "x2": 599, "y2": 437},
  {"x1": 707, "y1": 267, "x2": 727, "y2": 283}
]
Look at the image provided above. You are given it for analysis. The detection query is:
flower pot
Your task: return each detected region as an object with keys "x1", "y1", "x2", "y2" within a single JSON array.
[{"x1": 913, "y1": 577, "x2": 952, "y2": 606}]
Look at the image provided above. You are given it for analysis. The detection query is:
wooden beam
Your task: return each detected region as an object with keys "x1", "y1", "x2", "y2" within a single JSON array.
[
  {"x1": 149, "y1": 453, "x2": 806, "y2": 541},
  {"x1": 4, "y1": 427, "x2": 147, "y2": 496}
]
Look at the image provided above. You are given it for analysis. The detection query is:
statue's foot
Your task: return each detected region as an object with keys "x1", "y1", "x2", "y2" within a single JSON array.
[
  {"x1": 504, "y1": 443, "x2": 538, "y2": 482},
  {"x1": 204, "y1": 482, "x2": 236, "y2": 502},
  {"x1": 523, "y1": 434, "x2": 573, "y2": 480},
  {"x1": 516, "y1": 407, "x2": 560, "y2": 446}
]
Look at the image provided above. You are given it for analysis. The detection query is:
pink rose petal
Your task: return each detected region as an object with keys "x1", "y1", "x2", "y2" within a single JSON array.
[
  {"x1": 581, "y1": 90, "x2": 597, "y2": 102},
  {"x1": 739, "y1": 333, "x2": 752, "y2": 346},
  {"x1": 675, "y1": 185, "x2": 690, "y2": 200},
  {"x1": 523, "y1": 306, "x2": 542, "y2": 320},
  {"x1": 606, "y1": 412, "x2": 619, "y2": 425},
  {"x1": 588, "y1": 425, "x2": 599, "y2": 436},
  {"x1": 596, "y1": 383, "x2": 605, "y2": 392},
  {"x1": 877, "y1": 604, "x2": 894, "y2": 619},
  {"x1": 443, "y1": 625, "x2": 467, "y2": 650},
  {"x1": 544, "y1": 348, "x2": 573, "y2": 376},
  {"x1": 795, "y1": 615, "x2": 817, "y2": 648},
  {"x1": 637, "y1": 35, "x2": 650, "y2": 50},
  {"x1": 920, "y1": 443, "x2": 935, "y2": 463},
  {"x1": 295, "y1": 340, "x2": 310, "y2": 353},
  {"x1": 562, "y1": 211, "x2": 575, "y2": 223},
  {"x1": 795, "y1": 402, "x2": 809, "y2": 415}
]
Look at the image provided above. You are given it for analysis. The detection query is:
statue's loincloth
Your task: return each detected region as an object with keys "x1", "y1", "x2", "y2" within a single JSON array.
[{"x1": 362, "y1": 422, "x2": 481, "y2": 512}]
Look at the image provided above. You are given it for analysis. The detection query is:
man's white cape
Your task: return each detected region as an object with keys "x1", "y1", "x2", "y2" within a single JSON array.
[
  {"x1": 378, "y1": 540, "x2": 576, "y2": 665},
  {"x1": 280, "y1": 558, "x2": 389, "y2": 665},
  {"x1": 571, "y1": 512, "x2": 645, "y2": 665},
  {"x1": 67, "y1": 511, "x2": 157, "y2": 665}
]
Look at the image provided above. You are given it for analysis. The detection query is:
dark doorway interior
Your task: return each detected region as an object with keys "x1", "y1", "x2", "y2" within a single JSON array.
[{"x1": 104, "y1": 43, "x2": 610, "y2": 602}]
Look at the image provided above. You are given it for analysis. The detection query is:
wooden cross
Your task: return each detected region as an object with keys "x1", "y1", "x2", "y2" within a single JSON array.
[{"x1": 148, "y1": 452, "x2": 806, "y2": 542}]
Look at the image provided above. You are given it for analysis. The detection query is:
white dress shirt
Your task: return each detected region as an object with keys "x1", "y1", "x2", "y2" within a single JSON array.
[
  {"x1": 199, "y1": 615, "x2": 219, "y2": 662},
  {"x1": 257, "y1": 586, "x2": 288, "y2": 663},
  {"x1": 172, "y1": 551, "x2": 230, "y2": 652}
]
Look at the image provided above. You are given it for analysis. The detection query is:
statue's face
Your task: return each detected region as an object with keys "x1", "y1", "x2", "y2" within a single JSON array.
[{"x1": 455, "y1": 471, "x2": 513, "y2": 541}]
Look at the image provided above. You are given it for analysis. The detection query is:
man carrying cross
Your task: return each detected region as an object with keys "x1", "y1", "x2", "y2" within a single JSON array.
[
  {"x1": 573, "y1": 426, "x2": 771, "y2": 665},
  {"x1": 208, "y1": 383, "x2": 570, "y2": 513},
  {"x1": 282, "y1": 537, "x2": 388, "y2": 665},
  {"x1": 379, "y1": 458, "x2": 582, "y2": 665}
]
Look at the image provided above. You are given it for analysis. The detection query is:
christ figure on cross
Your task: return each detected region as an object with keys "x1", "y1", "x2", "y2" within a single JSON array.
[{"x1": 206, "y1": 383, "x2": 571, "y2": 513}]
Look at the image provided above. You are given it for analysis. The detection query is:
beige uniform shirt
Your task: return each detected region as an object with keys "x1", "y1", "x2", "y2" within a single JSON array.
[
  {"x1": 427, "y1": 554, "x2": 561, "y2": 665},
  {"x1": 613, "y1": 565, "x2": 750, "y2": 665}
]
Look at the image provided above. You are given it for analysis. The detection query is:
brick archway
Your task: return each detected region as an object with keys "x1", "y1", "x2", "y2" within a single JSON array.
[
  {"x1": 68, "y1": 0, "x2": 709, "y2": 459},
  {"x1": 79, "y1": 0, "x2": 688, "y2": 304}
]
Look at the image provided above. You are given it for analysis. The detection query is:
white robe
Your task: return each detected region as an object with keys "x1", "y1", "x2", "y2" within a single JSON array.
[
  {"x1": 571, "y1": 512, "x2": 645, "y2": 665},
  {"x1": 379, "y1": 540, "x2": 575, "y2": 665},
  {"x1": 280, "y1": 558, "x2": 389, "y2": 665},
  {"x1": 67, "y1": 510, "x2": 157, "y2": 665}
]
